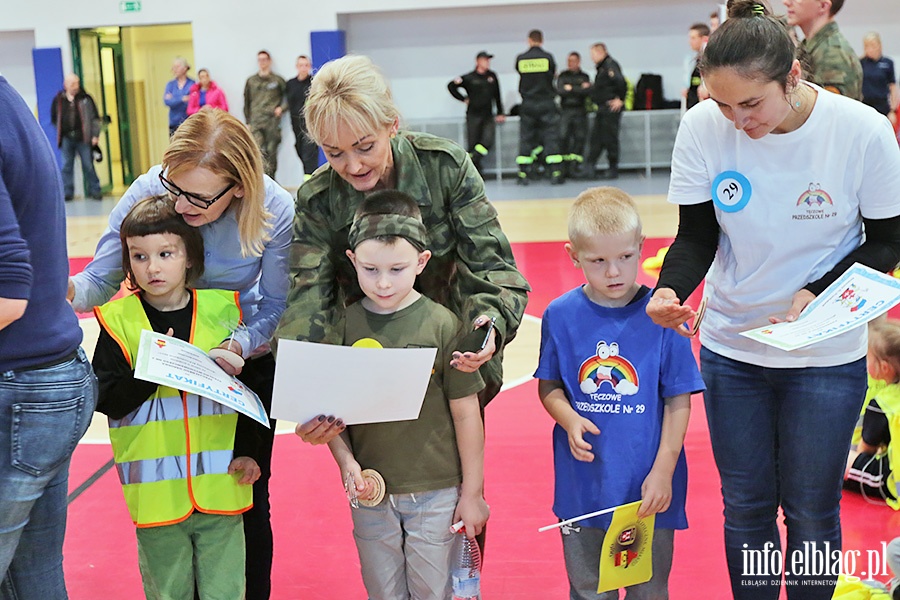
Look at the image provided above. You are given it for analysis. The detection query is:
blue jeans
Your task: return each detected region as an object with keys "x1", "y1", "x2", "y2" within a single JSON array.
[
  {"x1": 0, "y1": 348, "x2": 97, "y2": 600},
  {"x1": 700, "y1": 348, "x2": 866, "y2": 600},
  {"x1": 60, "y1": 135, "x2": 100, "y2": 198}
]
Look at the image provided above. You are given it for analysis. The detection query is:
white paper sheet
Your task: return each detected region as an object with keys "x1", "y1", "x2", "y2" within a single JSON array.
[
  {"x1": 271, "y1": 339, "x2": 437, "y2": 426},
  {"x1": 740, "y1": 263, "x2": 900, "y2": 351},
  {"x1": 134, "y1": 330, "x2": 270, "y2": 427}
]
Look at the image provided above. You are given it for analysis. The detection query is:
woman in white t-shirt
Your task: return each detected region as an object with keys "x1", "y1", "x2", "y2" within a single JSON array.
[{"x1": 647, "y1": 1, "x2": 900, "y2": 598}]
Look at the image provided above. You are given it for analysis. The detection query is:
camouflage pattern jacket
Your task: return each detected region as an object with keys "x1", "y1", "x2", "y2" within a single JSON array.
[
  {"x1": 803, "y1": 21, "x2": 863, "y2": 100},
  {"x1": 243, "y1": 73, "x2": 287, "y2": 128},
  {"x1": 278, "y1": 131, "x2": 531, "y2": 401}
]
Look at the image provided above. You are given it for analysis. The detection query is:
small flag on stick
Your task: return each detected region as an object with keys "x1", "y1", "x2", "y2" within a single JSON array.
[{"x1": 597, "y1": 501, "x2": 655, "y2": 593}]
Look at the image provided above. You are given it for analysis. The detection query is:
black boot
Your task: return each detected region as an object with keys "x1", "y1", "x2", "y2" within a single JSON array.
[
  {"x1": 577, "y1": 163, "x2": 597, "y2": 180},
  {"x1": 600, "y1": 165, "x2": 619, "y2": 180}
]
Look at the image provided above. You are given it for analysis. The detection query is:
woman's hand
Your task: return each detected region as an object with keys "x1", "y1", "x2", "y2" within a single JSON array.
[
  {"x1": 67, "y1": 278, "x2": 76, "y2": 303},
  {"x1": 769, "y1": 289, "x2": 816, "y2": 324},
  {"x1": 646, "y1": 288, "x2": 695, "y2": 338},
  {"x1": 294, "y1": 415, "x2": 345, "y2": 445},
  {"x1": 451, "y1": 315, "x2": 496, "y2": 373}
]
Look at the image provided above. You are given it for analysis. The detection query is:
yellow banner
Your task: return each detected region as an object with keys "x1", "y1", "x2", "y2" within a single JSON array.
[{"x1": 597, "y1": 501, "x2": 655, "y2": 593}]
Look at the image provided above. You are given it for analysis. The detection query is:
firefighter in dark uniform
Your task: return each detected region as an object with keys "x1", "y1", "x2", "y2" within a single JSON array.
[
  {"x1": 448, "y1": 51, "x2": 506, "y2": 175},
  {"x1": 515, "y1": 29, "x2": 564, "y2": 185},
  {"x1": 585, "y1": 43, "x2": 627, "y2": 180},
  {"x1": 557, "y1": 52, "x2": 591, "y2": 180}
]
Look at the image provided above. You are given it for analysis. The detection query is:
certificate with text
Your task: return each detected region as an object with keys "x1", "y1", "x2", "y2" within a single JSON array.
[
  {"x1": 740, "y1": 263, "x2": 900, "y2": 351},
  {"x1": 271, "y1": 339, "x2": 436, "y2": 426},
  {"x1": 134, "y1": 330, "x2": 270, "y2": 427}
]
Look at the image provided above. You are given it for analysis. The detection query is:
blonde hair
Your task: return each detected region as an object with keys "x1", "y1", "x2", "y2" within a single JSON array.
[
  {"x1": 869, "y1": 319, "x2": 900, "y2": 379},
  {"x1": 163, "y1": 109, "x2": 272, "y2": 257},
  {"x1": 568, "y1": 186, "x2": 642, "y2": 246},
  {"x1": 304, "y1": 55, "x2": 401, "y2": 146},
  {"x1": 863, "y1": 32, "x2": 882, "y2": 45}
]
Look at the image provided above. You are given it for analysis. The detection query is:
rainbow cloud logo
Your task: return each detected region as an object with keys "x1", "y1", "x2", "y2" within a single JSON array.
[
  {"x1": 796, "y1": 183, "x2": 833, "y2": 207},
  {"x1": 577, "y1": 341, "x2": 639, "y2": 396}
]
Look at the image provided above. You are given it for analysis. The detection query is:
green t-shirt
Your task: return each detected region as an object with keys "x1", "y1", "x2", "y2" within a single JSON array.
[{"x1": 343, "y1": 295, "x2": 485, "y2": 494}]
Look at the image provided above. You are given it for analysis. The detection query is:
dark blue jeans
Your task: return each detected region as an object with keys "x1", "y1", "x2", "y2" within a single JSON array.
[
  {"x1": 700, "y1": 348, "x2": 866, "y2": 600},
  {"x1": 0, "y1": 348, "x2": 97, "y2": 600},
  {"x1": 60, "y1": 136, "x2": 101, "y2": 198}
]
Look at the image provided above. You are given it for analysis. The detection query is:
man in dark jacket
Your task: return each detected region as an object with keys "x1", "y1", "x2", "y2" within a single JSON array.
[
  {"x1": 585, "y1": 43, "x2": 627, "y2": 180},
  {"x1": 515, "y1": 29, "x2": 563, "y2": 185},
  {"x1": 286, "y1": 55, "x2": 318, "y2": 179},
  {"x1": 448, "y1": 51, "x2": 506, "y2": 175},
  {"x1": 557, "y1": 52, "x2": 592, "y2": 179},
  {"x1": 50, "y1": 74, "x2": 102, "y2": 200}
]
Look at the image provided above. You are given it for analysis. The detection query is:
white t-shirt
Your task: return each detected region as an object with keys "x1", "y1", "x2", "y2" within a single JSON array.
[{"x1": 669, "y1": 83, "x2": 900, "y2": 368}]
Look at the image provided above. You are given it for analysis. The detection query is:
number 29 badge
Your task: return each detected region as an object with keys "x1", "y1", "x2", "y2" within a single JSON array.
[{"x1": 711, "y1": 171, "x2": 752, "y2": 213}]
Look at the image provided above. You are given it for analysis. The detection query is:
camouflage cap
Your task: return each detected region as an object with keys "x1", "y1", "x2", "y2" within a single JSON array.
[{"x1": 347, "y1": 213, "x2": 429, "y2": 250}]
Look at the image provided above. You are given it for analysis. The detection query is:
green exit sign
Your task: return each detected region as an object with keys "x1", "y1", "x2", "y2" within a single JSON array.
[{"x1": 119, "y1": 0, "x2": 142, "y2": 12}]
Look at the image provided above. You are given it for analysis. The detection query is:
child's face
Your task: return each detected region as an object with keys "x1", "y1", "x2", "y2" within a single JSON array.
[
  {"x1": 126, "y1": 233, "x2": 190, "y2": 306},
  {"x1": 346, "y1": 238, "x2": 431, "y2": 314},
  {"x1": 867, "y1": 347, "x2": 893, "y2": 382},
  {"x1": 565, "y1": 230, "x2": 643, "y2": 308}
]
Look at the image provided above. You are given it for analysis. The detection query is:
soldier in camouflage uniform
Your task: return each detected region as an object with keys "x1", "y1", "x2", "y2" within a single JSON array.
[
  {"x1": 244, "y1": 50, "x2": 288, "y2": 178},
  {"x1": 277, "y1": 55, "x2": 530, "y2": 445},
  {"x1": 784, "y1": 0, "x2": 862, "y2": 99}
]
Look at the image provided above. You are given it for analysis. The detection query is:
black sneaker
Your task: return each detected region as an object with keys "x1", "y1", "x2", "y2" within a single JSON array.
[
  {"x1": 600, "y1": 167, "x2": 619, "y2": 180},
  {"x1": 89, "y1": 193, "x2": 103, "y2": 200},
  {"x1": 64, "y1": 195, "x2": 73, "y2": 201}
]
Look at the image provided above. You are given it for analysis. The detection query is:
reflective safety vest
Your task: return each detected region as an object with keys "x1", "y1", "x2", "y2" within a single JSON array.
[
  {"x1": 94, "y1": 289, "x2": 252, "y2": 528},
  {"x1": 876, "y1": 384, "x2": 900, "y2": 510},
  {"x1": 832, "y1": 574, "x2": 892, "y2": 599}
]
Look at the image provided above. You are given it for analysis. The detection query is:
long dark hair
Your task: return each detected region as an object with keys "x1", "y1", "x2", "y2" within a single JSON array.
[{"x1": 700, "y1": 0, "x2": 796, "y2": 90}]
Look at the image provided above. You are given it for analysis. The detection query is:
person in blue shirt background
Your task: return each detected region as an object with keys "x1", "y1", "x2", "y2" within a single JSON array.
[
  {"x1": 164, "y1": 56, "x2": 195, "y2": 137},
  {"x1": 860, "y1": 32, "x2": 898, "y2": 123}
]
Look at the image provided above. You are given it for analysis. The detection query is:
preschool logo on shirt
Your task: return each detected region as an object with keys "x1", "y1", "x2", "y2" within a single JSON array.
[
  {"x1": 793, "y1": 183, "x2": 837, "y2": 221},
  {"x1": 574, "y1": 341, "x2": 640, "y2": 413}
]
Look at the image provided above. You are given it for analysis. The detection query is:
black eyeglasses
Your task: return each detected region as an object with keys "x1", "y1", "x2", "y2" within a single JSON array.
[{"x1": 158, "y1": 172, "x2": 235, "y2": 209}]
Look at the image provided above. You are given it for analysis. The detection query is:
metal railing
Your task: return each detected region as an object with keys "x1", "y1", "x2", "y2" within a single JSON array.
[{"x1": 405, "y1": 109, "x2": 682, "y2": 179}]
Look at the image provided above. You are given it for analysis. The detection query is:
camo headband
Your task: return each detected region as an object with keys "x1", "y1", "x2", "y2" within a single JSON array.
[{"x1": 347, "y1": 213, "x2": 428, "y2": 250}]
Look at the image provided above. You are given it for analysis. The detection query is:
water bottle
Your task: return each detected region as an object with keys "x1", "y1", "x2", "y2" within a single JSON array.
[{"x1": 451, "y1": 524, "x2": 482, "y2": 600}]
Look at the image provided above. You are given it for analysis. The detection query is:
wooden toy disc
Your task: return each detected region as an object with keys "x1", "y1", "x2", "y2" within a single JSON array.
[{"x1": 358, "y1": 468, "x2": 386, "y2": 507}]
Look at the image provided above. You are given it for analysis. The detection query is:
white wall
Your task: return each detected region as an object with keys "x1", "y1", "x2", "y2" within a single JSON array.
[
  {"x1": 346, "y1": 0, "x2": 713, "y2": 121},
  {"x1": 3, "y1": 0, "x2": 900, "y2": 187},
  {"x1": 0, "y1": 30, "x2": 38, "y2": 111}
]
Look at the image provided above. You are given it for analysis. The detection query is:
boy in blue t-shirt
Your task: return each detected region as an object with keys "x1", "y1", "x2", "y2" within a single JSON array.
[{"x1": 534, "y1": 186, "x2": 704, "y2": 599}]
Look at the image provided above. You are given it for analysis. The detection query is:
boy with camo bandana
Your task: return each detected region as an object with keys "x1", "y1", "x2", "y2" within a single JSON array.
[{"x1": 326, "y1": 189, "x2": 489, "y2": 600}]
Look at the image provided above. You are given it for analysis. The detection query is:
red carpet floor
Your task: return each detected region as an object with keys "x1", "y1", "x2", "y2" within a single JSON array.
[{"x1": 62, "y1": 239, "x2": 900, "y2": 599}]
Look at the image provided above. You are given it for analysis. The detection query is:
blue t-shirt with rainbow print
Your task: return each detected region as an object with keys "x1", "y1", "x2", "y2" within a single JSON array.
[{"x1": 534, "y1": 286, "x2": 705, "y2": 530}]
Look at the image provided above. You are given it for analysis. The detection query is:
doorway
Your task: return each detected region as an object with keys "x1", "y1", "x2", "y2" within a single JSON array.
[{"x1": 71, "y1": 23, "x2": 194, "y2": 195}]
